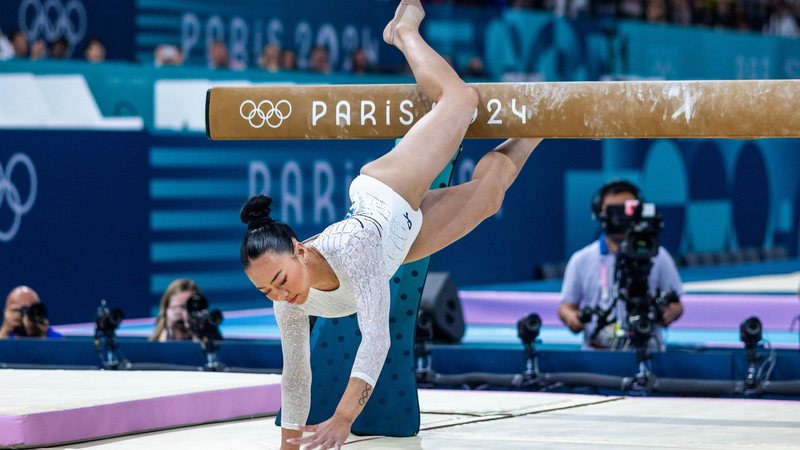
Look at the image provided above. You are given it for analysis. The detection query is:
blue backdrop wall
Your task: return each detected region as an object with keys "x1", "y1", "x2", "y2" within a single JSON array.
[
  {"x1": 2, "y1": 131, "x2": 798, "y2": 324},
  {"x1": 0, "y1": 130, "x2": 150, "y2": 323}
]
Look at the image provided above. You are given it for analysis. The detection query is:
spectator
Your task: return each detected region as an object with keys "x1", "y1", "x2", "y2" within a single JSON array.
[
  {"x1": 671, "y1": 0, "x2": 694, "y2": 25},
  {"x1": 309, "y1": 45, "x2": 332, "y2": 73},
  {"x1": 714, "y1": 0, "x2": 736, "y2": 29},
  {"x1": 30, "y1": 39, "x2": 46, "y2": 61},
  {"x1": 349, "y1": 48, "x2": 371, "y2": 74},
  {"x1": 84, "y1": 38, "x2": 106, "y2": 63},
  {"x1": 150, "y1": 278, "x2": 199, "y2": 342},
  {"x1": 462, "y1": 55, "x2": 486, "y2": 77},
  {"x1": 558, "y1": 180, "x2": 683, "y2": 352},
  {"x1": 49, "y1": 37, "x2": 69, "y2": 59},
  {"x1": 154, "y1": 44, "x2": 183, "y2": 67},
  {"x1": 732, "y1": 1, "x2": 753, "y2": 31},
  {"x1": 259, "y1": 43, "x2": 281, "y2": 72},
  {"x1": 280, "y1": 48, "x2": 297, "y2": 70},
  {"x1": 10, "y1": 30, "x2": 28, "y2": 59},
  {"x1": 0, "y1": 286, "x2": 62, "y2": 339},
  {"x1": 692, "y1": 0, "x2": 716, "y2": 27},
  {"x1": 646, "y1": 0, "x2": 668, "y2": 23},
  {"x1": 765, "y1": 0, "x2": 800, "y2": 36},
  {"x1": 620, "y1": 0, "x2": 645, "y2": 19},
  {"x1": 209, "y1": 40, "x2": 230, "y2": 69},
  {"x1": 0, "y1": 29, "x2": 14, "y2": 60}
]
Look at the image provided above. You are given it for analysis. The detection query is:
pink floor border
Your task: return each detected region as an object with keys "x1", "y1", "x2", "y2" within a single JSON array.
[{"x1": 0, "y1": 382, "x2": 280, "y2": 448}]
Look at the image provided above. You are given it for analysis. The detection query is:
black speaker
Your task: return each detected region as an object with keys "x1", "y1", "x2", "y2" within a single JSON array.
[{"x1": 419, "y1": 272, "x2": 464, "y2": 343}]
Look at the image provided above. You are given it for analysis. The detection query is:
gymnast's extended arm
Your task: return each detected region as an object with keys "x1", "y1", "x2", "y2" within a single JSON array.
[
  {"x1": 273, "y1": 301, "x2": 312, "y2": 449},
  {"x1": 288, "y1": 226, "x2": 390, "y2": 448}
]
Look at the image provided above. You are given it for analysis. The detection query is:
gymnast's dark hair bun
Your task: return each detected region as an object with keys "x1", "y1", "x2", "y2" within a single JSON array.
[{"x1": 240, "y1": 195, "x2": 275, "y2": 230}]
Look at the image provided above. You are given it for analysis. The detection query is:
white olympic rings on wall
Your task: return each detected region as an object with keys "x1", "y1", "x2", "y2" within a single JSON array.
[
  {"x1": 0, "y1": 153, "x2": 38, "y2": 243},
  {"x1": 18, "y1": 0, "x2": 87, "y2": 45}
]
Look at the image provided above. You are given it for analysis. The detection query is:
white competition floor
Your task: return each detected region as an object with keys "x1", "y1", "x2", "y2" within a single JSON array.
[
  {"x1": 56, "y1": 390, "x2": 800, "y2": 450},
  {"x1": 1, "y1": 370, "x2": 794, "y2": 450}
]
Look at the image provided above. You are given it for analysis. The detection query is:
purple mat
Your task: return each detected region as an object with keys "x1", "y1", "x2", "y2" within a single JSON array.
[
  {"x1": 460, "y1": 291, "x2": 799, "y2": 330},
  {"x1": 0, "y1": 382, "x2": 280, "y2": 448}
]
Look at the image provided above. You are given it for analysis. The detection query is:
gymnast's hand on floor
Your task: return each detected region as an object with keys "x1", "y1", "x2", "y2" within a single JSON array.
[{"x1": 286, "y1": 414, "x2": 352, "y2": 450}]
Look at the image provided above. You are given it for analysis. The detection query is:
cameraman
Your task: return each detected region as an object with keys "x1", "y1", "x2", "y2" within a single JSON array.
[
  {"x1": 558, "y1": 180, "x2": 683, "y2": 351},
  {"x1": 0, "y1": 286, "x2": 62, "y2": 339}
]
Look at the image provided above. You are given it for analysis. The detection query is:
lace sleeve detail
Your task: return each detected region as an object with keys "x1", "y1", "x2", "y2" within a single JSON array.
[
  {"x1": 273, "y1": 301, "x2": 311, "y2": 430},
  {"x1": 338, "y1": 225, "x2": 391, "y2": 387}
]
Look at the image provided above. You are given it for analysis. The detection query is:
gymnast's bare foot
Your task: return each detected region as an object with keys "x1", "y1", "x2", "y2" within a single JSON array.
[{"x1": 383, "y1": 0, "x2": 425, "y2": 46}]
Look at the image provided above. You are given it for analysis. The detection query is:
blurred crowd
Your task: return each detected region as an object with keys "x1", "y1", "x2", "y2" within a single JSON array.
[
  {"x1": 0, "y1": 0, "x2": 797, "y2": 76},
  {"x1": 440, "y1": 0, "x2": 800, "y2": 36}
]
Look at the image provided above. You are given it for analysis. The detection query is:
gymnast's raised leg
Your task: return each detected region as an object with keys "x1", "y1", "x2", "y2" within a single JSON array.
[
  {"x1": 404, "y1": 137, "x2": 543, "y2": 263},
  {"x1": 359, "y1": 0, "x2": 479, "y2": 211}
]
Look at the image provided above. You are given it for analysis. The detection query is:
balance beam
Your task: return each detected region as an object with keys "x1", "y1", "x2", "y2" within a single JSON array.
[{"x1": 205, "y1": 80, "x2": 800, "y2": 140}]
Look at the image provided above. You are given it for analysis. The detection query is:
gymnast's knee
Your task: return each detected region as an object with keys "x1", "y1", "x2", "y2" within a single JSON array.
[
  {"x1": 476, "y1": 178, "x2": 506, "y2": 219},
  {"x1": 442, "y1": 84, "x2": 478, "y2": 113}
]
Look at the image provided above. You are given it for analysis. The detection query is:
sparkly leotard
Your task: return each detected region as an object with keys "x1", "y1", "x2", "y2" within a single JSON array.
[{"x1": 274, "y1": 175, "x2": 423, "y2": 430}]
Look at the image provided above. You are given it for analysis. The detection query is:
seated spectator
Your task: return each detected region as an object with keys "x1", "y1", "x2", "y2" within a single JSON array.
[
  {"x1": 49, "y1": 37, "x2": 69, "y2": 59},
  {"x1": 209, "y1": 40, "x2": 230, "y2": 69},
  {"x1": 646, "y1": 0, "x2": 668, "y2": 23},
  {"x1": 154, "y1": 44, "x2": 183, "y2": 67},
  {"x1": 30, "y1": 39, "x2": 46, "y2": 61},
  {"x1": 0, "y1": 29, "x2": 13, "y2": 60},
  {"x1": 309, "y1": 45, "x2": 331, "y2": 74},
  {"x1": 670, "y1": 0, "x2": 693, "y2": 26},
  {"x1": 620, "y1": 0, "x2": 645, "y2": 19},
  {"x1": 280, "y1": 48, "x2": 297, "y2": 71},
  {"x1": 84, "y1": 38, "x2": 106, "y2": 63},
  {"x1": 765, "y1": 0, "x2": 800, "y2": 37},
  {"x1": 259, "y1": 43, "x2": 281, "y2": 72},
  {"x1": 150, "y1": 278, "x2": 199, "y2": 342},
  {"x1": 0, "y1": 286, "x2": 62, "y2": 339},
  {"x1": 10, "y1": 30, "x2": 28, "y2": 59},
  {"x1": 349, "y1": 48, "x2": 371, "y2": 74},
  {"x1": 462, "y1": 56, "x2": 486, "y2": 78},
  {"x1": 714, "y1": 0, "x2": 735, "y2": 29}
]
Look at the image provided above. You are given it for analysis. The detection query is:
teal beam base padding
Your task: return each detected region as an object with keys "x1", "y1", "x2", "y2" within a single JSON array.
[{"x1": 276, "y1": 143, "x2": 462, "y2": 436}]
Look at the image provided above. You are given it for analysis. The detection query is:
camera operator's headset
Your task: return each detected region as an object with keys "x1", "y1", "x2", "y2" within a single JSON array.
[{"x1": 591, "y1": 180, "x2": 642, "y2": 228}]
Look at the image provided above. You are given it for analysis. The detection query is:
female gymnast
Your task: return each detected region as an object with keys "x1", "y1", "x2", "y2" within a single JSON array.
[{"x1": 239, "y1": 1, "x2": 542, "y2": 448}]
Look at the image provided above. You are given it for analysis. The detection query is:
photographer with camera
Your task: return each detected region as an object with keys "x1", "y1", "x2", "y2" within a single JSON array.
[
  {"x1": 0, "y1": 286, "x2": 62, "y2": 339},
  {"x1": 150, "y1": 278, "x2": 201, "y2": 342},
  {"x1": 558, "y1": 180, "x2": 683, "y2": 351},
  {"x1": 149, "y1": 279, "x2": 223, "y2": 344}
]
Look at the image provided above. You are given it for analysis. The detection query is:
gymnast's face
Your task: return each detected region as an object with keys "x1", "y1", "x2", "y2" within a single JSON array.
[{"x1": 245, "y1": 242, "x2": 312, "y2": 306}]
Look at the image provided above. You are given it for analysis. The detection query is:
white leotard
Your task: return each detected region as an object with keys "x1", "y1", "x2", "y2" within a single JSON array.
[{"x1": 274, "y1": 175, "x2": 423, "y2": 430}]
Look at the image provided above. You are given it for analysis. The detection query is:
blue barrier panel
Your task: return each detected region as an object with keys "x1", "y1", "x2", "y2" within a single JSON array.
[
  {"x1": 0, "y1": 130, "x2": 150, "y2": 324},
  {"x1": 620, "y1": 21, "x2": 800, "y2": 80},
  {"x1": 276, "y1": 144, "x2": 462, "y2": 436}
]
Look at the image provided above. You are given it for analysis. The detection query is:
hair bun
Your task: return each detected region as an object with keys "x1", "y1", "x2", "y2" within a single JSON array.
[{"x1": 240, "y1": 195, "x2": 274, "y2": 230}]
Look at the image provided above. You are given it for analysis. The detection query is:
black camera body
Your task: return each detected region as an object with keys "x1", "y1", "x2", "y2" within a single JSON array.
[
  {"x1": 186, "y1": 293, "x2": 224, "y2": 342},
  {"x1": 20, "y1": 303, "x2": 48, "y2": 325},
  {"x1": 609, "y1": 200, "x2": 677, "y2": 352}
]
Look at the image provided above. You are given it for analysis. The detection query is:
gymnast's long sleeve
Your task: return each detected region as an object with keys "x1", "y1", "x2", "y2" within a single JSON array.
[
  {"x1": 338, "y1": 225, "x2": 392, "y2": 387},
  {"x1": 274, "y1": 219, "x2": 392, "y2": 428},
  {"x1": 273, "y1": 300, "x2": 311, "y2": 430}
]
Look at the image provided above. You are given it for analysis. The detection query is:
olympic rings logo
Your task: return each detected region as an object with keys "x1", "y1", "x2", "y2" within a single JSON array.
[
  {"x1": 18, "y1": 0, "x2": 87, "y2": 46},
  {"x1": 240, "y1": 100, "x2": 293, "y2": 129},
  {"x1": 0, "y1": 153, "x2": 38, "y2": 243}
]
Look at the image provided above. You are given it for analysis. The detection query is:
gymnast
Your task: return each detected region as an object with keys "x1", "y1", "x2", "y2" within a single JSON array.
[{"x1": 239, "y1": 1, "x2": 542, "y2": 448}]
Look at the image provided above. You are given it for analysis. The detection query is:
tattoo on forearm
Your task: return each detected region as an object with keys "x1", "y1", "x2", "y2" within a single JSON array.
[{"x1": 358, "y1": 383, "x2": 372, "y2": 406}]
